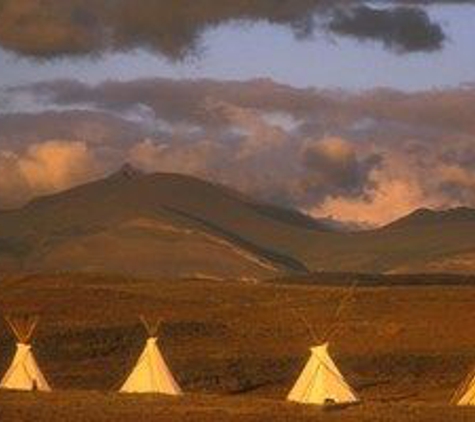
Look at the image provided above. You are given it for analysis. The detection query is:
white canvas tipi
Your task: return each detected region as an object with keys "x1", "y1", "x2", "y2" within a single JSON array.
[
  {"x1": 452, "y1": 368, "x2": 475, "y2": 406},
  {"x1": 286, "y1": 282, "x2": 359, "y2": 406},
  {"x1": 120, "y1": 317, "x2": 182, "y2": 394},
  {"x1": 0, "y1": 315, "x2": 51, "y2": 392},
  {"x1": 287, "y1": 343, "x2": 358, "y2": 405}
]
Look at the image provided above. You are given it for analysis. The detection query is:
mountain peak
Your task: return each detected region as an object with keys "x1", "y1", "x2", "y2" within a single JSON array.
[{"x1": 110, "y1": 163, "x2": 145, "y2": 180}]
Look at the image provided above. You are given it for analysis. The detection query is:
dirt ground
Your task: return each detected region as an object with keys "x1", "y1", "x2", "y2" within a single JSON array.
[{"x1": 0, "y1": 273, "x2": 475, "y2": 421}]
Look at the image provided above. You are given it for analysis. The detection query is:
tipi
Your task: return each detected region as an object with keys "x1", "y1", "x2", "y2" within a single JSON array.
[
  {"x1": 0, "y1": 315, "x2": 51, "y2": 392},
  {"x1": 287, "y1": 342, "x2": 358, "y2": 405},
  {"x1": 452, "y1": 368, "x2": 475, "y2": 406},
  {"x1": 120, "y1": 316, "x2": 182, "y2": 394},
  {"x1": 286, "y1": 283, "x2": 359, "y2": 406}
]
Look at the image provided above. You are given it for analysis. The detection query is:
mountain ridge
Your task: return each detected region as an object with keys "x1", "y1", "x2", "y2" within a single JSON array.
[
  {"x1": 0, "y1": 167, "x2": 473, "y2": 278},
  {"x1": 383, "y1": 206, "x2": 475, "y2": 229}
]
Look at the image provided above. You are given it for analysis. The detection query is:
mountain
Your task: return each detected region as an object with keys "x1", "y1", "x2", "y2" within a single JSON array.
[
  {"x1": 370, "y1": 207, "x2": 475, "y2": 274},
  {"x1": 0, "y1": 165, "x2": 325, "y2": 279},
  {"x1": 295, "y1": 206, "x2": 475, "y2": 275},
  {"x1": 0, "y1": 166, "x2": 474, "y2": 278},
  {"x1": 384, "y1": 207, "x2": 475, "y2": 228}
]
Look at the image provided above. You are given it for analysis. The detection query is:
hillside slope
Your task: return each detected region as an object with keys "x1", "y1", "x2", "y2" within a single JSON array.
[
  {"x1": 298, "y1": 207, "x2": 475, "y2": 274},
  {"x1": 0, "y1": 166, "x2": 474, "y2": 277},
  {"x1": 0, "y1": 165, "x2": 320, "y2": 279}
]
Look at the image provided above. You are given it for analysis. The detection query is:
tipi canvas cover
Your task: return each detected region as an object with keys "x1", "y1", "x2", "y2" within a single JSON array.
[
  {"x1": 453, "y1": 369, "x2": 475, "y2": 406},
  {"x1": 0, "y1": 343, "x2": 51, "y2": 391},
  {"x1": 120, "y1": 337, "x2": 182, "y2": 394},
  {"x1": 1, "y1": 315, "x2": 51, "y2": 392},
  {"x1": 287, "y1": 343, "x2": 358, "y2": 405}
]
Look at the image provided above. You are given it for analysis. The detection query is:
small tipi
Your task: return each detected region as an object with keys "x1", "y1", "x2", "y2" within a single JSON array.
[
  {"x1": 286, "y1": 283, "x2": 359, "y2": 406},
  {"x1": 120, "y1": 316, "x2": 182, "y2": 395},
  {"x1": 287, "y1": 342, "x2": 358, "y2": 405},
  {"x1": 452, "y1": 368, "x2": 475, "y2": 406},
  {"x1": 0, "y1": 315, "x2": 51, "y2": 392}
]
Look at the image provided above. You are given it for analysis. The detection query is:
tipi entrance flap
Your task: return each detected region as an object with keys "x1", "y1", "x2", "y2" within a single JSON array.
[{"x1": 287, "y1": 343, "x2": 358, "y2": 405}]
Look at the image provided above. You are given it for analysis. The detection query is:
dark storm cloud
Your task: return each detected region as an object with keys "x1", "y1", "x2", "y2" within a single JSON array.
[
  {"x1": 0, "y1": 0, "x2": 103, "y2": 58},
  {"x1": 0, "y1": 0, "x2": 332, "y2": 60},
  {"x1": 0, "y1": 0, "x2": 449, "y2": 60},
  {"x1": 329, "y1": 5, "x2": 445, "y2": 52}
]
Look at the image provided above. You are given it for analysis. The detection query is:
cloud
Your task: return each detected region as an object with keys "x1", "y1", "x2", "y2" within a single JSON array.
[
  {"x1": 9, "y1": 78, "x2": 330, "y2": 128},
  {"x1": 301, "y1": 137, "x2": 380, "y2": 199},
  {"x1": 0, "y1": 0, "x2": 102, "y2": 58},
  {"x1": 126, "y1": 117, "x2": 377, "y2": 210},
  {"x1": 0, "y1": 0, "x2": 330, "y2": 60},
  {"x1": 0, "y1": 110, "x2": 146, "y2": 151},
  {"x1": 0, "y1": 0, "x2": 448, "y2": 60},
  {"x1": 1, "y1": 77, "x2": 475, "y2": 225},
  {"x1": 129, "y1": 138, "x2": 226, "y2": 177},
  {"x1": 0, "y1": 140, "x2": 99, "y2": 207},
  {"x1": 314, "y1": 174, "x2": 432, "y2": 227},
  {"x1": 18, "y1": 140, "x2": 98, "y2": 192},
  {"x1": 312, "y1": 151, "x2": 440, "y2": 226},
  {"x1": 206, "y1": 99, "x2": 288, "y2": 158},
  {"x1": 328, "y1": 5, "x2": 445, "y2": 52},
  {"x1": 312, "y1": 137, "x2": 475, "y2": 225},
  {"x1": 17, "y1": 79, "x2": 475, "y2": 140}
]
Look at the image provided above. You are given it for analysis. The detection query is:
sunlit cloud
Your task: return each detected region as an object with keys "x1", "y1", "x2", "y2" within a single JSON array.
[{"x1": 0, "y1": 140, "x2": 100, "y2": 207}]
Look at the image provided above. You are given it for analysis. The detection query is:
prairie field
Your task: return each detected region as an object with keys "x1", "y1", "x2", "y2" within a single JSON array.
[{"x1": 0, "y1": 273, "x2": 475, "y2": 421}]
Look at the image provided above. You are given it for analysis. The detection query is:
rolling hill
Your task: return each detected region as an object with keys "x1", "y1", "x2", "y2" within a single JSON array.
[{"x1": 0, "y1": 165, "x2": 473, "y2": 278}]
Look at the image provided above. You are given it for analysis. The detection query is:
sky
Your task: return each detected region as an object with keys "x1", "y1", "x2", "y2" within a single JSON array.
[
  {"x1": 0, "y1": 0, "x2": 474, "y2": 226},
  {"x1": 0, "y1": 2, "x2": 474, "y2": 91}
]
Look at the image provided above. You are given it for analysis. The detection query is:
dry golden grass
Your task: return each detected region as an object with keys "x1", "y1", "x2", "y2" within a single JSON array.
[{"x1": 0, "y1": 273, "x2": 475, "y2": 421}]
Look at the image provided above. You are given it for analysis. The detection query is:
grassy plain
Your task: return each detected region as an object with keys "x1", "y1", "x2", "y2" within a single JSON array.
[{"x1": 0, "y1": 273, "x2": 474, "y2": 421}]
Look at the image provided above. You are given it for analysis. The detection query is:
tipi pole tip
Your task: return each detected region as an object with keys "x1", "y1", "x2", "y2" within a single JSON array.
[
  {"x1": 4, "y1": 313, "x2": 40, "y2": 344},
  {"x1": 139, "y1": 314, "x2": 162, "y2": 337}
]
